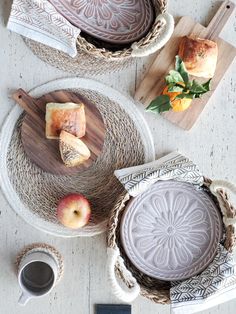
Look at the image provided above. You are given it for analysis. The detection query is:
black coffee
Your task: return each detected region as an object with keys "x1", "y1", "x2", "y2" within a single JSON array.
[{"x1": 22, "y1": 261, "x2": 54, "y2": 295}]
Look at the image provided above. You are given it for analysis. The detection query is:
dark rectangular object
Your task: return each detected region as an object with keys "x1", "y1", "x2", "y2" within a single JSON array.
[{"x1": 96, "y1": 304, "x2": 131, "y2": 314}]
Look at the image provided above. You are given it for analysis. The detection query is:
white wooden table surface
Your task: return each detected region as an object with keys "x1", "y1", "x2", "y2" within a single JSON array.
[{"x1": 0, "y1": 1, "x2": 236, "y2": 313}]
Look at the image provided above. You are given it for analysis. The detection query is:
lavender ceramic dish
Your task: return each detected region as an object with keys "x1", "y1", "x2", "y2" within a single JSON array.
[
  {"x1": 120, "y1": 181, "x2": 223, "y2": 281},
  {"x1": 49, "y1": 0, "x2": 154, "y2": 45}
]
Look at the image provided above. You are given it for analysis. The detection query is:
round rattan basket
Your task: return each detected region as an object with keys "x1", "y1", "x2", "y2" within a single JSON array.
[
  {"x1": 107, "y1": 178, "x2": 236, "y2": 304},
  {"x1": 74, "y1": 0, "x2": 172, "y2": 60},
  {"x1": 24, "y1": 0, "x2": 174, "y2": 75}
]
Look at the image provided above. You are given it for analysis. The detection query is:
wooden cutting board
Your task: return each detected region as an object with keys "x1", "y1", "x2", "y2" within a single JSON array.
[
  {"x1": 135, "y1": 1, "x2": 236, "y2": 130},
  {"x1": 12, "y1": 89, "x2": 106, "y2": 176}
]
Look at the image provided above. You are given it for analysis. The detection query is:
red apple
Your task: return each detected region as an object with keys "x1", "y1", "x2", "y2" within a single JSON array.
[{"x1": 57, "y1": 194, "x2": 91, "y2": 229}]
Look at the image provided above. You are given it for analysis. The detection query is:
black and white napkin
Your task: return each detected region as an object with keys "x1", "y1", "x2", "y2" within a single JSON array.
[{"x1": 115, "y1": 152, "x2": 236, "y2": 313}]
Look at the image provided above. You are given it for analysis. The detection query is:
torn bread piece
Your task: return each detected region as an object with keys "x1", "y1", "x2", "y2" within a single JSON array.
[
  {"x1": 59, "y1": 130, "x2": 91, "y2": 167},
  {"x1": 178, "y1": 36, "x2": 218, "y2": 78},
  {"x1": 46, "y1": 102, "x2": 86, "y2": 139}
]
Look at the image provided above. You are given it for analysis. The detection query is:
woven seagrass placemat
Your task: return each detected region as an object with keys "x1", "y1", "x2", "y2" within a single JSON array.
[
  {"x1": 16, "y1": 243, "x2": 64, "y2": 282},
  {"x1": 24, "y1": 38, "x2": 135, "y2": 75},
  {"x1": 0, "y1": 78, "x2": 154, "y2": 237}
]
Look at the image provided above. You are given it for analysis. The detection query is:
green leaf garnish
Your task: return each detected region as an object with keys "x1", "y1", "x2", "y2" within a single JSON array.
[
  {"x1": 202, "y1": 79, "x2": 212, "y2": 91},
  {"x1": 175, "y1": 56, "x2": 189, "y2": 84},
  {"x1": 168, "y1": 85, "x2": 183, "y2": 92},
  {"x1": 169, "y1": 70, "x2": 184, "y2": 83},
  {"x1": 147, "y1": 56, "x2": 212, "y2": 115},
  {"x1": 189, "y1": 79, "x2": 211, "y2": 94},
  {"x1": 165, "y1": 75, "x2": 176, "y2": 85},
  {"x1": 175, "y1": 93, "x2": 196, "y2": 100},
  {"x1": 165, "y1": 71, "x2": 184, "y2": 85},
  {"x1": 190, "y1": 80, "x2": 206, "y2": 93},
  {"x1": 146, "y1": 95, "x2": 172, "y2": 113}
]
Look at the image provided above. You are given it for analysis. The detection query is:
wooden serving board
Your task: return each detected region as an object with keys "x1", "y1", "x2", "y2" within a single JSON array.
[
  {"x1": 135, "y1": 1, "x2": 236, "y2": 130},
  {"x1": 12, "y1": 89, "x2": 106, "y2": 176}
]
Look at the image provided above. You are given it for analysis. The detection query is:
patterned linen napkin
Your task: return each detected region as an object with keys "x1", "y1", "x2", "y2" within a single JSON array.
[
  {"x1": 171, "y1": 244, "x2": 236, "y2": 314},
  {"x1": 115, "y1": 152, "x2": 236, "y2": 313},
  {"x1": 115, "y1": 151, "x2": 204, "y2": 197},
  {"x1": 7, "y1": 0, "x2": 81, "y2": 57}
]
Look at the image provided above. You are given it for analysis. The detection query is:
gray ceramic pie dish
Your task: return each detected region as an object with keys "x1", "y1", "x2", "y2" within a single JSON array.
[
  {"x1": 120, "y1": 180, "x2": 223, "y2": 281},
  {"x1": 49, "y1": 0, "x2": 154, "y2": 45}
]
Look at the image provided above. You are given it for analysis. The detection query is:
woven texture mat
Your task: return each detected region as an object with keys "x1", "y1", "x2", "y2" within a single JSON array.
[
  {"x1": 2, "y1": 80, "x2": 154, "y2": 237},
  {"x1": 16, "y1": 243, "x2": 64, "y2": 282},
  {"x1": 24, "y1": 38, "x2": 135, "y2": 75}
]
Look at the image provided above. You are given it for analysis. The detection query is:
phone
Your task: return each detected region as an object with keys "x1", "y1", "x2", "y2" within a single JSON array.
[{"x1": 96, "y1": 304, "x2": 131, "y2": 314}]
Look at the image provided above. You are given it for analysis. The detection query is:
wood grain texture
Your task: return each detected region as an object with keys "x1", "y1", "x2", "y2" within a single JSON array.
[
  {"x1": 0, "y1": 0, "x2": 236, "y2": 313},
  {"x1": 135, "y1": 1, "x2": 236, "y2": 130},
  {"x1": 12, "y1": 89, "x2": 105, "y2": 175}
]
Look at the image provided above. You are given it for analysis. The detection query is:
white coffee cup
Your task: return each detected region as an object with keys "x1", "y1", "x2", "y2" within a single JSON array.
[{"x1": 18, "y1": 251, "x2": 59, "y2": 305}]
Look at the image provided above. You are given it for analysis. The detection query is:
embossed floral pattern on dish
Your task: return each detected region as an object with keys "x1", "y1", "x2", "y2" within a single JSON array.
[
  {"x1": 121, "y1": 181, "x2": 222, "y2": 281},
  {"x1": 71, "y1": 0, "x2": 142, "y2": 30},
  {"x1": 133, "y1": 191, "x2": 210, "y2": 270},
  {"x1": 49, "y1": 0, "x2": 154, "y2": 44}
]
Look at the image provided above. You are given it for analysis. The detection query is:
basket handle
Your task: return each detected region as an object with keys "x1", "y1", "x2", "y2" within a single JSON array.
[
  {"x1": 107, "y1": 248, "x2": 140, "y2": 303},
  {"x1": 210, "y1": 180, "x2": 236, "y2": 226},
  {"x1": 131, "y1": 12, "x2": 175, "y2": 58}
]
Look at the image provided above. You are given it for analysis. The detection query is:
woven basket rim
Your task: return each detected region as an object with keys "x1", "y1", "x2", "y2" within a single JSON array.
[{"x1": 76, "y1": 0, "x2": 167, "y2": 60}]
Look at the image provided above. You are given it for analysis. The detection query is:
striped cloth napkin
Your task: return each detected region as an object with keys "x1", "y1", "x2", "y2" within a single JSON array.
[
  {"x1": 115, "y1": 152, "x2": 236, "y2": 313},
  {"x1": 7, "y1": 0, "x2": 80, "y2": 57}
]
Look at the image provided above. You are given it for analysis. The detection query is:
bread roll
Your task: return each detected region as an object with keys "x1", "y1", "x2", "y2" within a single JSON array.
[
  {"x1": 178, "y1": 36, "x2": 218, "y2": 78},
  {"x1": 46, "y1": 102, "x2": 86, "y2": 139},
  {"x1": 59, "y1": 130, "x2": 91, "y2": 167}
]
